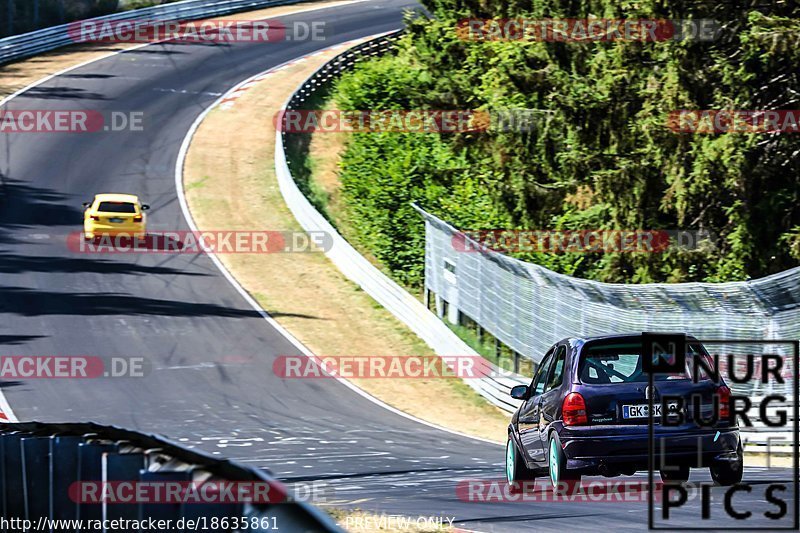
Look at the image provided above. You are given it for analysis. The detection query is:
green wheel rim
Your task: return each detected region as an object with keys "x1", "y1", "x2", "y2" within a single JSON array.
[
  {"x1": 506, "y1": 440, "x2": 515, "y2": 482},
  {"x1": 549, "y1": 438, "x2": 558, "y2": 486}
]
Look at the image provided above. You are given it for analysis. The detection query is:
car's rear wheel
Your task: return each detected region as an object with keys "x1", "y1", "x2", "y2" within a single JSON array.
[
  {"x1": 548, "y1": 433, "x2": 579, "y2": 495},
  {"x1": 710, "y1": 443, "x2": 743, "y2": 486},
  {"x1": 660, "y1": 465, "x2": 690, "y2": 482},
  {"x1": 506, "y1": 437, "x2": 535, "y2": 492}
]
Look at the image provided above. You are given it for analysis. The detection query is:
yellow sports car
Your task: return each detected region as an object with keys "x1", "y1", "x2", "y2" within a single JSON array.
[{"x1": 83, "y1": 193, "x2": 149, "y2": 240}]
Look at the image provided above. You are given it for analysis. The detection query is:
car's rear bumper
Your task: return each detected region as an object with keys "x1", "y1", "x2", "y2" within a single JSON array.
[
  {"x1": 562, "y1": 427, "x2": 740, "y2": 473},
  {"x1": 84, "y1": 223, "x2": 146, "y2": 237}
]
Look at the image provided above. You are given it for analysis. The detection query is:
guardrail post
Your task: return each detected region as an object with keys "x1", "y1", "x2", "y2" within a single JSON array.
[
  {"x1": 77, "y1": 442, "x2": 120, "y2": 524},
  {"x1": 22, "y1": 436, "x2": 50, "y2": 519},
  {"x1": 50, "y1": 435, "x2": 85, "y2": 521},
  {"x1": 513, "y1": 351, "x2": 520, "y2": 374},
  {"x1": 3, "y1": 433, "x2": 26, "y2": 522},
  {"x1": 103, "y1": 452, "x2": 146, "y2": 528}
]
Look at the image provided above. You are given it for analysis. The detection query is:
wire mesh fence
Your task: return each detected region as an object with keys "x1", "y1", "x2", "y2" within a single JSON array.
[{"x1": 417, "y1": 206, "x2": 799, "y2": 373}]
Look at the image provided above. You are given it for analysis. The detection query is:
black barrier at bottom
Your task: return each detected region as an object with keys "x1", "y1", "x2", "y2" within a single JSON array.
[{"x1": 0, "y1": 422, "x2": 343, "y2": 532}]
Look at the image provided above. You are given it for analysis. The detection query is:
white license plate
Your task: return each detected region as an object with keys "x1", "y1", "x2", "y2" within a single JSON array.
[
  {"x1": 108, "y1": 217, "x2": 124, "y2": 223},
  {"x1": 622, "y1": 403, "x2": 678, "y2": 419}
]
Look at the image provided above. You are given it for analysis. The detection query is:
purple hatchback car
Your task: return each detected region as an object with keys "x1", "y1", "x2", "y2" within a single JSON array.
[{"x1": 506, "y1": 333, "x2": 743, "y2": 491}]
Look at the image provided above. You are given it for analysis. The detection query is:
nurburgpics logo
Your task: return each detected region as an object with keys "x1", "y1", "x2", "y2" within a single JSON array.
[
  {"x1": 643, "y1": 333, "x2": 799, "y2": 530},
  {"x1": 642, "y1": 332, "x2": 686, "y2": 374}
]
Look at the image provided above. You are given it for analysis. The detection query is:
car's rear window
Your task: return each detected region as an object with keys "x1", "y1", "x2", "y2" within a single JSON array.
[
  {"x1": 578, "y1": 341, "x2": 709, "y2": 384},
  {"x1": 97, "y1": 201, "x2": 137, "y2": 213}
]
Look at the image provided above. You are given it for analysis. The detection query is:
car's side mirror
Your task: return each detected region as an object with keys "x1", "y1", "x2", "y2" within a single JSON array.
[
  {"x1": 82, "y1": 202, "x2": 91, "y2": 208},
  {"x1": 141, "y1": 204, "x2": 150, "y2": 211},
  {"x1": 510, "y1": 385, "x2": 528, "y2": 400}
]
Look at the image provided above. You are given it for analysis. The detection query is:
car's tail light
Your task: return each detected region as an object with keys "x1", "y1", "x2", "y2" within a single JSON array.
[
  {"x1": 133, "y1": 215, "x2": 143, "y2": 222},
  {"x1": 90, "y1": 215, "x2": 100, "y2": 221},
  {"x1": 717, "y1": 385, "x2": 731, "y2": 421},
  {"x1": 562, "y1": 392, "x2": 588, "y2": 426}
]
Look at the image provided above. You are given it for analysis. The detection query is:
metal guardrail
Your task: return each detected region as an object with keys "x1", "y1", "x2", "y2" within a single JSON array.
[
  {"x1": 0, "y1": 421, "x2": 342, "y2": 531},
  {"x1": 283, "y1": 32, "x2": 404, "y2": 108},
  {"x1": 0, "y1": 0, "x2": 307, "y2": 65},
  {"x1": 274, "y1": 30, "x2": 527, "y2": 415}
]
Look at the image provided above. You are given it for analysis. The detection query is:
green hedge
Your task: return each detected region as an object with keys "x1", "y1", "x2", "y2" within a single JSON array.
[{"x1": 328, "y1": 1, "x2": 800, "y2": 287}]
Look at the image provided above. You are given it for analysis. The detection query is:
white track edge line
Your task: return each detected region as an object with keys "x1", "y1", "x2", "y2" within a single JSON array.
[
  {"x1": 174, "y1": 40, "x2": 503, "y2": 448},
  {"x1": 0, "y1": 387, "x2": 17, "y2": 422},
  {"x1": 0, "y1": 0, "x2": 368, "y2": 426}
]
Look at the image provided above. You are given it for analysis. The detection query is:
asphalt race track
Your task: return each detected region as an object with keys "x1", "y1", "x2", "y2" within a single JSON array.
[{"x1": 0, "y1": 1, "x2": 794, "y2": 530}]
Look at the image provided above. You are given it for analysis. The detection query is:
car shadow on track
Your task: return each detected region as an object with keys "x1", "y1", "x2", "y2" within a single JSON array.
[
  {"x1": 60, "y1": 73, "x2": 117, "y2": 79},
  {"x1": 16, "y1": 86, "x2": 109, "y2": 101},
  {"x1": 0, "y1": 253, "x2": 209, "y2": 276},
  {"x1": 0, "y1": 176, "x2": 83, "y2": 228},
  {"x1": 0, "y1": 335, "x2": 46, "y2": 346},
  {"x1": 0, "y1": 286, "x2": 321, "y2": 320}
]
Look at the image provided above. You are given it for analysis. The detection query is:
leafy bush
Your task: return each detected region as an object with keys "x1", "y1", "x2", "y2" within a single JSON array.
[{"x1": 329, "y1": 1, "x2": 800, "y2": 287}]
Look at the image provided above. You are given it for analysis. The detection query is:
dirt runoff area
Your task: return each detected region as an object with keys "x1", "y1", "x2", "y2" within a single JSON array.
[{"x1": 182, "y1": 41, "x2": 510, "y2": 443}]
